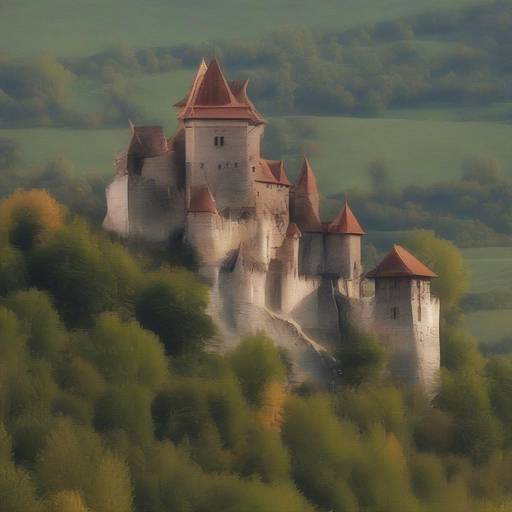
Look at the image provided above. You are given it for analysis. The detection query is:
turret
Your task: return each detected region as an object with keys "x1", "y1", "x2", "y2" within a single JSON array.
[
  {"x1": 366, "y1": 245, "x2": 440, "y2": 391},
  {"x1": 293, "y1": 158, "x2": 320, "y2": 226},
  {"x1": 178, "y1": 59, "x2": 265, "y2": 213},
  {"x1": 185, "y1": 185, "x2": 221, "y2": 268},
  {"x1": 325, "y1": 201, "x2": 365, "y2": 283}
]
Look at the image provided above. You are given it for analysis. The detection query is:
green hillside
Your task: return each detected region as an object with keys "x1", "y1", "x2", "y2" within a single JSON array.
[{"x1": 1, "y1": 0, "x2": 477, "y2": 57}]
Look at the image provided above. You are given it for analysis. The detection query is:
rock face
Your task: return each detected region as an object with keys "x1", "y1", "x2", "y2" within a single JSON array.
[{"x1": 103, "y1": 59, "x2": 441, "y2": 394}]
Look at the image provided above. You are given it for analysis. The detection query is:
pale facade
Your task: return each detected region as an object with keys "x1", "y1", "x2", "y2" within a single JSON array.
[{"x1": 103, "y1": 59, "x2": 441, "y2": 393}]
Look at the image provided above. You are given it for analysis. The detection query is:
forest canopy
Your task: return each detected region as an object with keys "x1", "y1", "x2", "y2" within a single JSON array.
[{"x1": 0, "y1": 190, "x2": 511, "y2": 511}]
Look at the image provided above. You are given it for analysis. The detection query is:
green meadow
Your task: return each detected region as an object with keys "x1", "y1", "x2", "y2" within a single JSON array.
[
  {"x1": 462, "y1": 247, "x2": 512, "y2": 294},
  {"x1": 1, "y1": 0, "x2": 477, "y2": 57},
  {"x1": 464, "y1": 309, "x2": 512, "y2": 345},
  {"x1": 5, "y1": 109, "x2": 512, "y2": 193}
]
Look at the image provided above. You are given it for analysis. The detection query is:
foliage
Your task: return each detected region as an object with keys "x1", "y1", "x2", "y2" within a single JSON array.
[
  {"x1": 135, "y1": 270, "x2": 214, "y2": 356},
  {"x1": 405, "y1": 229, "x2": 470, "y2": 316},
  {"x1": 229, "y1": 335, "x2": 286, "y2": 406},
  {"x1": 0, "y1": 190, "x2": 511, "y2": 511}
]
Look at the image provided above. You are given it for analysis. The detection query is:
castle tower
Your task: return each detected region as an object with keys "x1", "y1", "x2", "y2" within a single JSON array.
[
  {"x1": 185, "y1": 185, "x2": 221, "y2": 271},
  {"x1": 325, "y1": 202, "x2": 365, "y2": 289},
  {"x1": 293, "y1": 158, "x2": 320, "y2": 223},
  {"x1": 177, "y1": 59, "x2": 266, "y2": 213},
  {"x1": 366, "y1": 245, "x2": 440, "y2": 392}
]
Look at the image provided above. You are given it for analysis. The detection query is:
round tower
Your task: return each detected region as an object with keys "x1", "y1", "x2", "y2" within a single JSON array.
[{"x1": 366, "y1": 245, "x2": 440, "y2": 392}]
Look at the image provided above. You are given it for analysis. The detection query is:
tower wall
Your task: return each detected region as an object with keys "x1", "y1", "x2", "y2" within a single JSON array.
[
  {"x1": 299, "y1": 233, "x2": 324, "y2": 275},
  {"x1": 370, "y1": 277, "x2": 440, "y2": 392},
  {"x1": 324, "y1": 234, "x2": 361, "y2": 279},
  {"x1": 185, "y1": 119, "x2": 253, "y2": 211}
]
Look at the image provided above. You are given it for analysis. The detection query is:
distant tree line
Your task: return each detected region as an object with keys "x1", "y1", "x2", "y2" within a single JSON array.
[
  {"x1": 5, "y1": 1, "x2": 512, "y2": 127},
  {"x1": 329, "y1": 156, "x2": 512, "y2": 249}
]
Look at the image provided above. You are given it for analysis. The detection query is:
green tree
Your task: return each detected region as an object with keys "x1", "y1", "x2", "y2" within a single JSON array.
[
  {"x1": 135, "y1": 270, "x2": 214, "y2": 356},
  {"x1": 404, "y1": 230, "x2": 470, "y2": 316},
  {"x1": 229, "y1": 335, "x2": 286, "y2": 407}
]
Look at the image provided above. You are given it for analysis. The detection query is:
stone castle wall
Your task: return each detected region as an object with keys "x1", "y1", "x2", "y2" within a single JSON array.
[{"x1": 185, "y1": 120, "x2": 253, "y2": 211}]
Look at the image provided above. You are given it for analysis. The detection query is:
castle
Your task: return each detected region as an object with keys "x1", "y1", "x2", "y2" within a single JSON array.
[{"x1": 103, "y1": 59, "x2": 440, "y2": 393}]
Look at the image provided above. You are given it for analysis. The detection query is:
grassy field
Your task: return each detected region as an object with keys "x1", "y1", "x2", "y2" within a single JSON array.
[
  {"x1": 461, "y1": 247, "x2": 512, "y2": 294},
  {"x1": 4, "y1": 110, "x2": 512, "y2": 188},
  {"x1": 1, "y1": 0, "x2": 478, "y2": 57},
  {"x1": 464, "y1": 309, "x2": 512, "y2": 345}
]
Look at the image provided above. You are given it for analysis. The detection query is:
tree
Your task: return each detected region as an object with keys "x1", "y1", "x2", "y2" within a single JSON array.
[
  {"x1": 229, "y1": 335, "x2": 286, "y2": 407},
  {"x1": 0, "y1": 189, "x2": 65, "y2": 251},
  {"x1": 5, "y1": 289, "x2": 67, "y2": 363},
  {"x1": 404, "y1": 230, "x2": 470, "y2": 316},
  {"x1": 84, "y1": 313, "x2": 169, "y2": 390},
  {"x1": 338, "y1": 325, "x2": 387, "y2": 386},
  {"x1": 135, "y1": 270, "x2": 214, "y2": 356},
  {"x1": 46, "y1": 491, "x2": 90, "y2": 512}
]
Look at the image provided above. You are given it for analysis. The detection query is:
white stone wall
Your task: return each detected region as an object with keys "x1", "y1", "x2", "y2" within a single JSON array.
[
  {"x1": 299, "y1": 234, "x2": 325, "y2": 275},
  {"x1": 184, "y1": 120, "x2": 253, "y2": 211},
  {"x1": 350, "y1": 278, "x2": 440, "y2": 394},
  {"x1": 103, "y1": 175, "x2": 129, "y2": 236},
  {"x1": 325, "y1": 235, "x2": 361, "y2": 281}
]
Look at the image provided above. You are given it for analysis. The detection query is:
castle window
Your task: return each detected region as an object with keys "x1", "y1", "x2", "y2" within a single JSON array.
[
  {"x1": 252, "y1": 166, "x2": 256, "y2": 172},
  {"x1": 214, "y1": 136, "x2": 218, "y2": 146},
  {"x1": 391, "y1": 307, "x2": 399, "y2": 320},
  {"x1": 220, "y1": 136, "x2": 225, "y2": 146}
]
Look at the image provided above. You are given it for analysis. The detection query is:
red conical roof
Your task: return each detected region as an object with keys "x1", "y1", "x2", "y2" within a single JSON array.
[
  {"x1": 296, "y1": 158, "x2": 319, "y2": 195},
  {"x1": 179, "y1": 59, "x2": 265, "y2": 125},
  {"x1": 295, "y1": 199, "x2": 323, "y2": 233},
  {"x1": 366, "y1": 245, "x2": 438, "y2": 279},
  {"x1": 286, "y1": 222, "x2": 302, "y2": 238},
  {"x1": 328, "y1": 202, "x2": 365, "y2": 235},
  {"x1": 267, "y1": 159, "x2": 292, "y2": 186},
  {"x1": 188, "y1": 186, "x2": 217, "y2": 214},
  {"x1": 195, "y1": 59, "x2": 236, "y2": 106}
]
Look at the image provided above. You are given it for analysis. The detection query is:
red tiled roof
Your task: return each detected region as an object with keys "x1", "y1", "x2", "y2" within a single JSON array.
[
  {"x1": 179, "y1": 59, "x2": 265, "y2": 125},
  {"x1": 295, "y1": 200, "x2": 323, "y2": 233},
  {"x1": 267, "y1": 159, "x2": 292, "y2": 186},
  {"x1": 174, "y1": 59, "x2": 208, "y2": 108},
  {"x1": 366, "y1": 245, "x2": 438, "y2": 279},
  {"x1": 255, "y1": 159, "x2": 291, "y2": 186},
  {"x1": 128, "y1": 126, "x2": 168, "y2": 157},
  {"x1": 296, "y1": 158, "x2": 319, "y2": 195},
  {"x1": 195, "y1": 59, "x2": 236, "y2": 106},
  {"x1": 286, "y1": 222, "x2": 302, "y2": 238},
  {"x1": 328, "y1": 202, "x2": 365, "y2": 235},
  {"x1": 189, "y1": 186, "x2": 217, "y2": 214}
]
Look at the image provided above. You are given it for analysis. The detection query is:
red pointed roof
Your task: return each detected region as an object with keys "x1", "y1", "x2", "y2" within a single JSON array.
[
  {"x1": 366, "y1": 245, "x2": 438, "y2": 279},
  {"x1": 286, "y1": 222, "x2": 302, "y2": 238},
  {"x1": 296, "y1": 158, "x2": 319, "y2": 195},
  {"x1": 254, "y1": 159, "x2": 291, "y2": 186},
  {"x1": 188, "y1": 186, "x2": 217, "y2": 214},
  {"x1": 179, "y1": 59, "x2": 265, "y2": 125},
  {"x1": 128, "y1": 126, "x2": 168, "y2": 157},
  {"x1": 328, "y1": 202, "x2": 365, "y2": 235},
  {"x1": 295, "y1": 200, "x2": 323, "y2": 233},
  {"x1": 195, "y1": 59, "x2": 236, "y2": 106}
]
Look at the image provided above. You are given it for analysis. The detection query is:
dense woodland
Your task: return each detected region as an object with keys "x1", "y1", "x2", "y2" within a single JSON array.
[
  {"x1": 1, "y1": 1, "x2": 512, "y2": 510},
  {"x1": 0, "y1": 188, "x2": 512, "y2": 511},
  {"x1": 5, "y1": 1, "x2": 512, "y2": 126}
]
